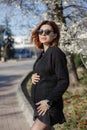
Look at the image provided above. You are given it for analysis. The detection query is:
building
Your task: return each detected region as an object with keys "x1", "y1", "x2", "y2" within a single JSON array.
[{"x1": 13, "y1": 36, "x2": 38, "y2": 58}]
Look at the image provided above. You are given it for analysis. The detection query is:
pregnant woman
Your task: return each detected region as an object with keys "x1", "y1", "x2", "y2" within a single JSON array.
[{"x1": 30, "y1": 20, "x2": 69, "y2": 130}]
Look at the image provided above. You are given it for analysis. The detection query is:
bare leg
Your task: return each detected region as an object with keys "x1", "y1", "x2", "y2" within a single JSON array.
[{"x1": 30, "y1": 118, "x2": 51, "y2": 130}]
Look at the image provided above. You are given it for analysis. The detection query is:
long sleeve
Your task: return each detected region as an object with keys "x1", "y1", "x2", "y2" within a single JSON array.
[{"x1": 47, "y1": 47, "x2": 69, "y2": 102}]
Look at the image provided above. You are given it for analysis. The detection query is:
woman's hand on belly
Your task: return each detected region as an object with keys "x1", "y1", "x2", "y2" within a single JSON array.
[
  {"x1": 31, "y1": 73, "x2": 40, "y2": 84},
  {"x1": 36, "y1": 100, "x2": 50, "y2": 116}
]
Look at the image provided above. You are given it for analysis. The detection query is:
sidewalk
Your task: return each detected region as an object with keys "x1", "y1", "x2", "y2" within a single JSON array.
[{"x1": 0, "y1": 59, "x2": 34, "y2": 130}]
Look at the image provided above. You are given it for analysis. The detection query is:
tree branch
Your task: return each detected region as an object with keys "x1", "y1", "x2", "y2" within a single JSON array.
[{"x1": 63, "y1": 4, "x2": 87, "y2": 10}]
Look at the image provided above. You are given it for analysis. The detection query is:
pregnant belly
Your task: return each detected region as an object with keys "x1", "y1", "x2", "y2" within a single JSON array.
[{"x1": 34, "y1": 79, "x2": 57, "y2": 102}]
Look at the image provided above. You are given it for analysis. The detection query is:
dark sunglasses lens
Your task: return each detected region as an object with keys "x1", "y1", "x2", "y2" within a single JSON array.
[
  {"x1": 37, "y1": 30, "x2": 43, "y2": 35},
  {"x1": 45, "y1": 30, "x2": 51, "y2": 35}
]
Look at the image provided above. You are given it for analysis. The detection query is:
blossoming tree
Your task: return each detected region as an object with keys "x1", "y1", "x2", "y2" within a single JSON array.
[{"x1": 43, "y1": 0, "x2": 87, "y2": 86}]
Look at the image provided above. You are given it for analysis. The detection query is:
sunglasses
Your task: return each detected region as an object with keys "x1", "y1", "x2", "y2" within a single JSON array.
[{"x1": 37, "y1": 29, "x2": 54, "y2": 35}]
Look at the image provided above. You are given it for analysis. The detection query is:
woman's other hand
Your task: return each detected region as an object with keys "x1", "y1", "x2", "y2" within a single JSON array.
[
  {"x1": 36, "y1": 100, "x2": 50, "y2": 116},
  {"x1": 31, "y1": 73, "x2": 40, "y2": 84}
]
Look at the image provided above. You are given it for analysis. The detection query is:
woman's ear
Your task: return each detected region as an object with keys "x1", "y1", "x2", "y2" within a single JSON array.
[{"x1": 53, "y1": 33, "x2": 57, "y2": 39}]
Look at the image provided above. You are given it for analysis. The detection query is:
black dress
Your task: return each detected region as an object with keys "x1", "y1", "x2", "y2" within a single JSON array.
[{"x1": 31, "y1": 46, "x2": 69, "y2": 126}]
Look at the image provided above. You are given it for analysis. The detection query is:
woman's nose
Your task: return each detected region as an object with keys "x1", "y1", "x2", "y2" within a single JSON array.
[{"x1": 42, "y1": 32, "x2": 46, "y2": 35}]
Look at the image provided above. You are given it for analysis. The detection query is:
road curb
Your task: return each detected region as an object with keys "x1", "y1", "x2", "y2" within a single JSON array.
[{"x1": 17, "y1": 71, "x2": 34, "y2": 127}]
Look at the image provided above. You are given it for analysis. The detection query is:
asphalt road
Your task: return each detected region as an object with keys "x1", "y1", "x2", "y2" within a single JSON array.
[{"x1": 0, "y1": 59, "x2": 35, "y2": 130}]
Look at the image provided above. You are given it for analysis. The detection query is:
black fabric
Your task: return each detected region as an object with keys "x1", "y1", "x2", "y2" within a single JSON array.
[
  {"x1": 31, "y1": 46, "x2": 69, "y2": 126},
  {"x1": 33, "y1": 100, "x2": 66, "y2": 126}
]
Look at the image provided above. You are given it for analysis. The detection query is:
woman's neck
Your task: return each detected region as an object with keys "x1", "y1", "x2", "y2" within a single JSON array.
[{"x1": 43, "y1": 44, "x2": 49, "y2": 52}]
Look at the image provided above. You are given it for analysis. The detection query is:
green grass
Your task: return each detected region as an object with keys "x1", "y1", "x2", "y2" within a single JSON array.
[
  {"x1": 54, "y1": 87, "x2": 87, "y2": 130},
  {"x1": 26, "y1": 78, "x2": 32, "y2": 96},
  {"x1": 81, "y1": 73, "x2": 87, "y2": 85}
]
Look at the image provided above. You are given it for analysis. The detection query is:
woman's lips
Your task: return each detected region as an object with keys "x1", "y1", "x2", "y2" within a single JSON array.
[{"x1": 40, "y1": 37, "x2": 46, "y2": 40}]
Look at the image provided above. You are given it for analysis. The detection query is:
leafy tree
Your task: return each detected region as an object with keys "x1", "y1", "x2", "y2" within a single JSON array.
[
  {"x1": 3, "y1": 16, "x2": 14, "y2": 59},
  {"x1": 0, "y1": 25, "x2": 5, "y2": 58}
]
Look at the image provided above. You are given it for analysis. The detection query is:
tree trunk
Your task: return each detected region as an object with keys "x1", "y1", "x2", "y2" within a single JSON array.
[
  {"x1": 43, "y1": 0, "x2": 79, "y2": 86},
  {"x1": 66, "y1": 54, "x2": 79, "y2": 86}
]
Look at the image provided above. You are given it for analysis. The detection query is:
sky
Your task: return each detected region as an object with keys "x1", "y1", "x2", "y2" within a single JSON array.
[{"x1": 0, "y1": 0, "x2": 47, "y2": 37}]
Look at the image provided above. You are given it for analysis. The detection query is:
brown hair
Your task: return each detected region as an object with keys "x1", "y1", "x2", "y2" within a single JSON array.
[{"x1": 31, "y1": 20, "x2": 60, "y2": 49}]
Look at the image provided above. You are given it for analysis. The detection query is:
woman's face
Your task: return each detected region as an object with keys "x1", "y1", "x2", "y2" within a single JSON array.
[{"x1": 38, "y1": 24, "x2": 57, "y2": 46}]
